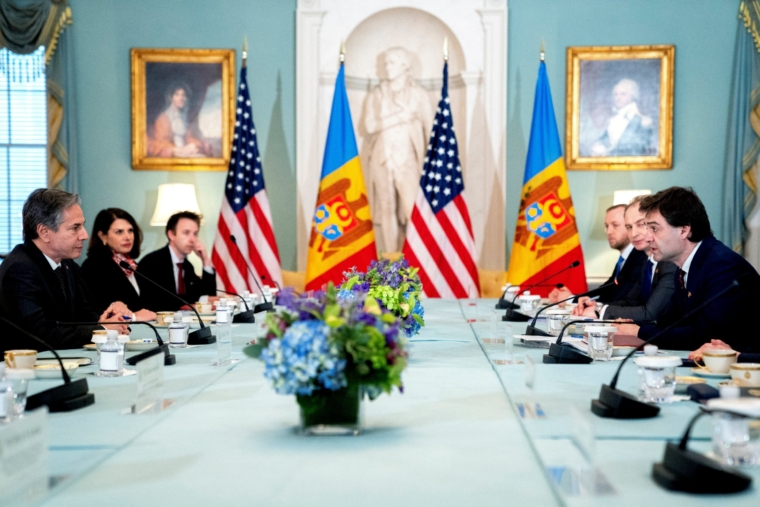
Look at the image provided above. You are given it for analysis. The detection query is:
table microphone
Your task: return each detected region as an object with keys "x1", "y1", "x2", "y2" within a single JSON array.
[
  {"x1": 524, "y1": 280, "x2": 614, "y2": 336},
  {"x1": 216, "y1": 288, "x2": 256, "y2": 323},
  {"x1": 590, "y1": 279, "x2": 740, "y2": 420},
  {"x1": 228, "y1": 235, "x2": 274, "y2": 313},
  {"x1": 57, "y1": 320, "x2": 176, "y2": 366},
  {"x1": 652, "y1": 407, "x2": 752, "y2": 493},
  {"x1": 260, "y1": 274, "x2": 282, "y2": 304},
  {"x1": 502, "y1": 261, "x2": 581, "y2": 319},
  {"x1": 0, "y1": 315, "x2": 95, "y2": 412},
  {"x1": 119, "y1": 261, "x2": 216, "y2": 345},
  {"x1": 542, "y1": 318, "x2": 653, "y2": 364}
]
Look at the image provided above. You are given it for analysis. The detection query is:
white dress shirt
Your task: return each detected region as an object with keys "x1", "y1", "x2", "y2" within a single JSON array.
[{"x1": 679, "y1": 241, "x2": 702, "y2": 286}]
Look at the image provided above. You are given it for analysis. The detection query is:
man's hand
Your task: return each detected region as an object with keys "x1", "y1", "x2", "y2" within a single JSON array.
[
  {"x1": 548, "y1": 286, "x2": 574, "y2": 304},
  {"x1": 688, "y1": 339, "x2": 734, "y2": 361},
  {"x1": 98, "y1": 309, "x2": 130, "y2": 334},
  {"x1": 613, "y1": 320, "x2": 639, "y2": 337},
  {"x1": 572, "y1": 297, "x2": 596, "y2": 316},
  {"x1": 134, "y1": 309, "x2": 157, "y2": 322},
  {"x1": 194, "y1": 240, "x2": 213, "y2": 267},
  {"x1": 104, "y1": 301, "x2": 130, "y2": 318}
]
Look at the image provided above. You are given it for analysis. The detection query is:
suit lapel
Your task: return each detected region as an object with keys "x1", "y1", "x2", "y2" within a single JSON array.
[{"x1": 24, "y1": 242, "x2": 70, "y2": 315}]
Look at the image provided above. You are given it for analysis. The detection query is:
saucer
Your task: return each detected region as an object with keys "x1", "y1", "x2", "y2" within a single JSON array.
[
  {"x1": 35, "y1": 357, "x2": 92, "y2": 367},
  {"x1": 126, "y1": 340, "x2": 160, "y2": 351},
  {"x1": 675, "y1": 375, "x2": 707, "y2": 393},
  {"x1": 691, "y1": 367, "x2": 731, "y2": 379},
  {"x1": 612, "y1": 346, "x2": 636, "y2": 357},
  {"x1": 33, "y1": 362, "x2": 78, "y2": 379},
  {"x1": 83, "y1": 343, "x2": 97, "y2": 351}
]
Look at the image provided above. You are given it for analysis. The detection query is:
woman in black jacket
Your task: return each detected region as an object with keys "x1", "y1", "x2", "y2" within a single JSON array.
[{"x1": 81, "y1": 208, "x2": 156, "y2": 321}]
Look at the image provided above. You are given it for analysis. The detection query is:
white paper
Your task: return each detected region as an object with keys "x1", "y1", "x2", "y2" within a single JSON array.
[
  {"x1": 0, "y1": 408, "x2": 49, "y2": 506},
  {"x1": 133, "y1": 352, "x2": 164, "y2": 414}
]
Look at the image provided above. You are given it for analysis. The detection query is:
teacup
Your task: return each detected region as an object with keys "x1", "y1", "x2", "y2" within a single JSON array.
[
  {"x1": 195, "y1": 302, "x2": 213, "y2": 314},
  {"x1": 156, "y1": 312, "x2": 175, "y2": 325},
  {"x1": 730, "y1": 363, "x2": 760, "y2": 387},
  {"x1": 695, "y1": 349, "x2": 738, "y2": 374},
  {"x1": 4, "y1": 349, "x2": 37, "y2": 369}
]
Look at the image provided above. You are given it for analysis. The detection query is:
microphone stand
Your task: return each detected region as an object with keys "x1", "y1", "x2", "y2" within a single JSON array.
[
  {"x1": 0, "y1": 315, "x2": 95, "y2": 413},
  {"x1": 57, "y1": 321, "x2": 176, "y2": 366},
  {"x1": 228, "y1": 235, "x2": 275, "y2": 313},
  {"x1": 216, "y1": 289, "x2": 256, "y2": 324},
  {"x1": 652, "y1": 407, "x2": 752, "y2": 493},
  {"x1": 524, "y1": 281, "x2": 614, "y2": 336},
  {"x1": 120, "y1": 261, "x2": 216, "y2": 345},
  {"x1": 590, "y1": 280, "x2": 740, "y2": 419}
]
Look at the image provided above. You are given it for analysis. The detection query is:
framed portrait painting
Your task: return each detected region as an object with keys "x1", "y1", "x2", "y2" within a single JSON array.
[
  {"x1": 131, "y1": 48, "x2": 235, "y2": 171},
  {"x1": 565, "y1": 45, "x2": 674, "y2": 170}
]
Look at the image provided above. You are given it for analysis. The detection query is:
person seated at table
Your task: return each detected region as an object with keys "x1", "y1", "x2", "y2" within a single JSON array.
[
  {"x1": 0, "y1": 189, "x2": 129, "y2": 353},
  {"x1": 81, "y1": 208, "x2": 156, "y2": 322},
  {"x1": 613, "y1": 187, "x2": 760, "y2": 351},
  {"x1": 572, "y1": 196, "x2": 677, "y2": 322},
  {"x1": 549, "y1": 203, "x2": 647, "y2": 304},
  {"x1": 138, "y1": 211, "x2": 216, "y2": 311}
]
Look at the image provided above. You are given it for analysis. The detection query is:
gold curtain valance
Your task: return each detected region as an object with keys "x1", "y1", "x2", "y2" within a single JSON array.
[{"x1": 740, "y1": 0, "x2": 760, "y2": 53}]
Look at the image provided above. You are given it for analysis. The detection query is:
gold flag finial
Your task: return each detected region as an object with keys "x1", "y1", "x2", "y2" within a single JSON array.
[
  {"x1": 443, "y1": 36, "x2": 449, "y2": 61},
  {"x1": 539, "y1": 39, "x2": 545, "y2": 62},
  {"x1": 339, "y1": 40, "x2": 346, "y2": 63},
  {"x1": 242, "y1": 35, "x2": 248, "y2": 68}
]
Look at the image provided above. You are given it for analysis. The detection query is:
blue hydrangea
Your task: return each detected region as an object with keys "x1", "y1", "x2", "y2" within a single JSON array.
[
  {"x1": 337, "y1": 289, "x2": 356, "y2": 301},
  {"x1": 261, "y1": 320, "x2": 346, "y2": 396},
  {"x1": 403, "y1": 299, "x2": 425, "y2": 337}
]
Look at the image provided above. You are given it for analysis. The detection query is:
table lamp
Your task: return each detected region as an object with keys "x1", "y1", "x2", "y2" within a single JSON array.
[
  {"x1": 150, "y1": 183, "x2": 202, "y2": 226},
  {"x1": 613, "y1": 189, "x2": 651, "y2": 206}
]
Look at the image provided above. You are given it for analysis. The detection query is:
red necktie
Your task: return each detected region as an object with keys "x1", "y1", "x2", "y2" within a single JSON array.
[{"x1": 177, "y1": 262, "x2": 186, "y2": 295}]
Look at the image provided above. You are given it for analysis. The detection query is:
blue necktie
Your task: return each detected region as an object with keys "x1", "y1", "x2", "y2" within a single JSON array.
[
  {"x1": 613, "y1": 255, "x2": 625, "y2": 281},
  {"x1": 641, "y1": 260, "x2": 654, "y2": 300}
]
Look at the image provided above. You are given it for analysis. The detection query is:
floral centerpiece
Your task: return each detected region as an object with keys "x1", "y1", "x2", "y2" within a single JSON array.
[
  {"x1": 244, "y1": 285, "x2": 407, "y2": 434},
  {"x1": 339, "y1": 257, "x2": 425, "y2": 337}
]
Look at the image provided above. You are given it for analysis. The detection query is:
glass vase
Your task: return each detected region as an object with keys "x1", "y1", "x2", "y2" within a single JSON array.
[{"x1": 298, "y1": 382, "x2": 362, "y2": 436}]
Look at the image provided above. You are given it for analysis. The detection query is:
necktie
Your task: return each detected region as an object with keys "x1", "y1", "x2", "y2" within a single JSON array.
[
  {"x1": 176, "y1": 262, "x2": 186, "y2": 295},
  {"x1": 677, "y1": 268, "x2": 686, "y2": 291},
  {"x1": 54, "y1": 266, "x2": 68, "y2": 300},
  {"x1": 641, "y1": 260, "x2": 654, "y2": 300},
  {"x1": 613, "y1": 255, "x2": 625, "y2": 281}
]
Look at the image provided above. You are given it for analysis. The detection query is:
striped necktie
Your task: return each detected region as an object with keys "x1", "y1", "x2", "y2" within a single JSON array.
[
  {"x1": 613, "y1": 255, "x2": 625, "y2": 281},
  {"x1": 54, "y1": 266, "x2": 68, "y2": 301}
]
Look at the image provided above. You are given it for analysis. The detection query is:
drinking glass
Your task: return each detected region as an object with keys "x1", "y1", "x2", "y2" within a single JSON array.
[{"x1": 587, "y1": 330, "x2": 612, "y2": 361}]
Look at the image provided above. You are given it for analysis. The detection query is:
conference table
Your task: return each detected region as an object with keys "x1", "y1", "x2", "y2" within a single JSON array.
[{"x1": 21, "y1": 300, "x2": 760, "y2": 506}]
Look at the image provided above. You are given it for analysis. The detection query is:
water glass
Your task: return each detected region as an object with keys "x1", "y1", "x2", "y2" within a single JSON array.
[
  {"x1": 634, "y1": 356, "x2": 680, "y2": 403},
  {"x1": 546, "y1": 310, "x2": 570, "y2": 336},
  {"x1": 519, "y1": 295, "x2": 540, "y2": 313},
  {"x1": 586, "y1": 327, "x2": 612, "y2": 361},
  {"x1": 711, "y1": 413, "x2": 760, "y2": 466},
  {"x1": 464, "y1": 300, "x2": 480, "y2": 323}
]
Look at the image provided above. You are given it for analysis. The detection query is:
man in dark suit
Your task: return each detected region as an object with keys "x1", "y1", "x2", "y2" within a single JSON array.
[
  {"x1": 614, "y1": 187, "x2": 760, "y2": 351},
  {"x1": 574, "y1": 196, "x2": 677, "y2": 322},
  {"x1": 549, "y1": 203, "x2": 647, "y2": 304},
  {"x1": 138, "y1": 211, "x2": 216, "y2": 311},
  {"x1": 0, "y1": 189, "x2": 129, "y2": 353}
]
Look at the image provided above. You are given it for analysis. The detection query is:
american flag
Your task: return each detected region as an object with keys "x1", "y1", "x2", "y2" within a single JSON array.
[
  {"x1": 212, "y1": 66, "x2": 282, "y2": 295},
  {"x1": 402, "y1": 62, "x2": 480, "y2": 298}
]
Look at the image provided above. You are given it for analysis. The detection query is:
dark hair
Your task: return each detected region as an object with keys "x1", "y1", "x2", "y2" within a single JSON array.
[
  {"x1": 166, "y1": 211, "x2": 202, "y2": 237},
  {"x1": 87, "y1": 208, "x2": 142, "y2": 258},
  {"x1": 606, "y1": 204, "x2": 626, "y2": 214},
  {"x1": 164, "y1": 82, "x2": 191, "y2": 109},
  {"x1": 22, "y1": 188, "x2": 81, "y2": 241},
  {"x1": 638, "y1": 187, "x2": 712, "y2": 242},
  {"x1": 624, "y1": 194, "x2": 647, "y2": 212}
]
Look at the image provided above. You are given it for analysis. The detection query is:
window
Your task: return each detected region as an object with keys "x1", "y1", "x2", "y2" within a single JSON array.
[{"x1": 0, "y1": 46, "x2": 47, "y2": 255}]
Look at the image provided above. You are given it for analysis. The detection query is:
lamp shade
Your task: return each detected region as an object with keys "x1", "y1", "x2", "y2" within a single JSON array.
[
  {"x1": 613, "y1": 189, "x2": 652, "y2": 206},
  {"x1": 150, "y1": 183, "x2": 202, "y2": 226}
]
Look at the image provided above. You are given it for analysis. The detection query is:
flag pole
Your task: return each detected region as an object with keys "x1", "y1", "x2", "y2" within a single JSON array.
[
  {"x1": 443, "y1": 36, "x2": 448, "y2": 62},
  {"x1": 339, "y1": 40, "x2": 345, "y2": 63},
  {"x1": 242, "y1": 35, "x2": 248, "y2": 69},
  {"x1": 540, "y1": 39, "x2": 545, "y2": 62}
]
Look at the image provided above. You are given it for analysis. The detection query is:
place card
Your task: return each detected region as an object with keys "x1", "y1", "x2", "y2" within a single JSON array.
[
  {"x1": 0, "y1": 407, "x2": 48, "y2": 505},
  {"x1": 132, "y1": 350, "x2": 164, "y2": 414}
]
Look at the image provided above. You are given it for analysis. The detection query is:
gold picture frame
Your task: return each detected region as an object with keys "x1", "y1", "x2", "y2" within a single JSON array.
[
  {"x1": 565, "y1": 44, "x2": 674, "y2": 170},
  {"x1": 131, "y1": 48, "x2": 235, "y2": 171}
]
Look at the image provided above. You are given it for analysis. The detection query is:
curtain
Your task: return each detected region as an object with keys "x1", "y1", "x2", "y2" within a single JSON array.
[
  {"x1": 0, "y1": 0, "x2": 75, "y2": 192},
  {"x1": 724, "y1": 1, "x2": 760, "y2": 256}
]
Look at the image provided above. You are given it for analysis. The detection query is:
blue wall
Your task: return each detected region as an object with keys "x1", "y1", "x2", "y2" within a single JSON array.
[
  {"x1": 70, "y1": 0, "x2": 739, "y2": 277},
  {"x1": 69, "y1": 0, "x2": 297, "y2": 268},
  {"x1": 507, "y1": 0, "x2": 739, "y2": 276}
]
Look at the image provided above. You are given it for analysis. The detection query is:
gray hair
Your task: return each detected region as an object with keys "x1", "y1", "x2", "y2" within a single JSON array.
[
  {"x1": 22, "y1": 188, "x2": 81, "y2": 241},
  {"x1": 614, "y1": 78, "x2": 640, "y2": 103}
]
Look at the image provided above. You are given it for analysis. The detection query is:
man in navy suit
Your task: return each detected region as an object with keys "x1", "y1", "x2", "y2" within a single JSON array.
[
  {"x1": 138, "y1": 211, "x2": 216, "y2": 311},
  {"x1": 614, "y1": 187, "x2": 760, "y2": 351},
  {"x1": 0, "y1": 189, "x2": 129, "y2": 353}
]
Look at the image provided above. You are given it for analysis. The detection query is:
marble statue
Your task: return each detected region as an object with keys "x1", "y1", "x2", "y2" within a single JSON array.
[{"x1": 363, "y1": 47, "x2": 432, "y2": 252}]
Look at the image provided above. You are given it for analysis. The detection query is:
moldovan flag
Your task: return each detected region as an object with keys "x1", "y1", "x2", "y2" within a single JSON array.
[
  {"x1": 305, "y1": 63, "x2": 377, "y2": 290},
  {"x1": 507, "y1": 60, "x2": 587, "y2": 296}
]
